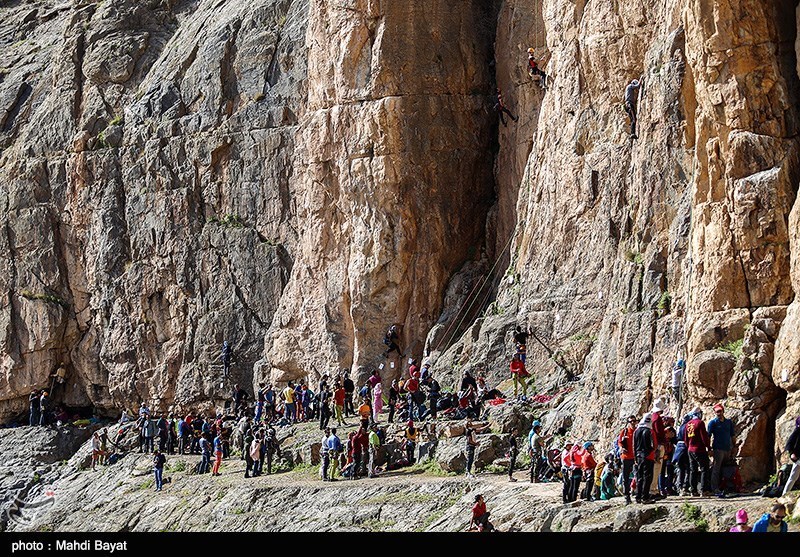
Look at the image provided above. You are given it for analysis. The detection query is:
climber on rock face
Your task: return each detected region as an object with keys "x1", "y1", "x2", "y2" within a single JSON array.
[
  {"x1": 527, "y1": 48, "x2": 548, "y2": 88},
  {"x1": 383, "y1": 325, "x2": 402, "y2": 358},
  {"x1": 220, "y1": 340, "x2": 234, "y2": 378},
  {"x1": 624, "y1": 77, "x2": 643, "y2": 139},
  {"x1": 494, "y1": 88, "x2": 519, "y2": 127}
]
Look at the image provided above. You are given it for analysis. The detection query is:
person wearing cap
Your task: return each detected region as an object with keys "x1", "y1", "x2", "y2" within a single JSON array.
[
  {"x1": 634, "y1": 413, "x2": 655, "y2": 503},
  {"x1": 729, "y1": 508, "x2": 751, "y2": 532},
  {"x1": 617, "y1": 415, "x2": 637, "y2": 504},
  {"x1": 624, "y1": 76, "x2": 643, "y2": 139},
  {"x1": 649, "y1": 398, "x2": 668, "y2": 499},
  {"x1": 581, "y1": 442, "x2": 597, "y2": 501},
  {"x1": 529, "y1": 421, "x2": 546, "y2": 483},
  {"x1": 526, "y1": 48, "x2": 548, "y2": 88},
  {"x1": 684, "y1": 407, "x2": 710, "y2": 496},
  {"x1": 672, "y1": 413, "x2": 692, "y2": 495},
  {"x1": 781, "y1": 416, "x2": 800, "y2": 496},
  {"x1": 752, "y1": 502, "x2": 789, "y2": 532},
  {"x1": 707, "y1": 403, "x2": 736, "y2": 496}
]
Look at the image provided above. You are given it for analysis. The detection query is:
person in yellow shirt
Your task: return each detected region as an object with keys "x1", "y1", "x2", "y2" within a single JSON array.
[{"x1": 282, "y1": 381, "x2": 296, "y2": 423}]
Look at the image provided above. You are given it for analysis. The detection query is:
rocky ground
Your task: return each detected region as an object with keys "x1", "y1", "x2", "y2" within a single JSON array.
[{"x1": 2, "y1": 418, "x2": 798, "y2": 532}]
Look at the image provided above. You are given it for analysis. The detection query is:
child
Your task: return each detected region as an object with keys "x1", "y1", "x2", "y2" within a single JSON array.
[{"x1": 729, "y1": 509, "x2": 751, "y2": 532}]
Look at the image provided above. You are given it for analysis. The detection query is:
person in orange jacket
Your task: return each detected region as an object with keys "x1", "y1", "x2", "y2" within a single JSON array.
[{"x1": 581, "y1": 442, "x2": 597, "y2": 501}]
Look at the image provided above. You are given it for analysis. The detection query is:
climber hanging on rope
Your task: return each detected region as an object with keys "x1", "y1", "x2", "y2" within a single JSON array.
[
  {"x1": 526, "y1": 48, "x2": 548, "y2": 89},
  {"x1": 494, "y1": 88, "x2": 519, "y2": 127},
  {"x1": 624, "y1": 76, "x2": 643, "y2": 139}
]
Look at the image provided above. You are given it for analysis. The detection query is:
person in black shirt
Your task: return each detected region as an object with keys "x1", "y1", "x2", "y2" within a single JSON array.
[
  {"x1": 153, "y1": 450, "x2": 166, "y2": 491},
  {"x1": 388, "y1": 379, "x2": 399, "y2": 423},
  {"x1": 508, "y1": 428, "x2": 519, "y2": 482},
  {"x1": 343, "y1": 371, "x2": 355, "y2": 417}
]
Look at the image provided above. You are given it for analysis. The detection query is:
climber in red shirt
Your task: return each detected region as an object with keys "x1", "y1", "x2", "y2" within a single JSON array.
[
  {"x1": 526, "y1": 48, "x2": 548, "y2": 88},
  {"x1": 510, "y1": 353, "x2": 530, "y2": 399}
]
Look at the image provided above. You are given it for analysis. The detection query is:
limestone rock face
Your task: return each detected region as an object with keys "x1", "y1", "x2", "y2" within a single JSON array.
[{"x1": 2, "y1": 0, "x2": 800, "y2": 487}]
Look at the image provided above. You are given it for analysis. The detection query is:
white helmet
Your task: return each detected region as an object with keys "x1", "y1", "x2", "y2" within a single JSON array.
[{"x1": 631, "y1": 79, "x2": 640, "y2": 87}]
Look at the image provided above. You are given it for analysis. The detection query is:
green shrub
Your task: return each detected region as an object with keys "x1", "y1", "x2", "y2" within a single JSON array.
[{"x1": 718, "y1": 338, "x2": 743, "y2": 359}]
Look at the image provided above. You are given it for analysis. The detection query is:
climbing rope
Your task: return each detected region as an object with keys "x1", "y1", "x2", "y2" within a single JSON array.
[{"x1": 434, "y1": 227, "x2": 518, "y2": 355}]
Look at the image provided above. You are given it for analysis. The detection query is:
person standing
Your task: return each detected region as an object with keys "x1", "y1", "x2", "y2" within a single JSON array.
[
  {"x1": 781, "y1": 416, "x2": 800, "y2": 496},
  {"x1": 372, "y1": 381, "x2": 383, "y2": 422},
  {"x1": 509, "y1": 353, "x2": 529, "y2": 399},
  {"x1": 404, "y1": 420, "x2": 419, "y2": 466},
  {"x1": 507, "y1": 428, "x2": 519, "y2": 482},
  {"x1": 387, "y1": 379, "x2": 399, "y2": 424},
  {"x1": 343, "y1": 371, "x2": 355, "y2": 417},
  {"x1": 212, "y1": 432, "x2": 224, "y2": 476},
  {"x1": 29, "y1": 390, "x2": 40, "y2": 427},
  {"x1": 243, "y1": 428, "x2": 255, "y2": 478},
  {"x1": 649, "y1": 398, "x2": 667, "y2": 499},
  {"x1": 368, "y1": 425, "x2": 381, "y2": 478},
  {"x1": 560, "y1": 441, "x2": 574, "y2": 503},
  {"x1": 707, "y1": 403, "x2": 736, "y2": 495},
  {"x1": 327, "y1": 428, "x2": 343, "y2": 481},
  {"x1": 91, "y1": 432, "x2": 103, "y2": 471},
  {"x1": 282, "y1": 381, "x2": 296, "y2": 424},
  {"x1": 581, "y1": 442, "x2": 597, "y2": 501},
  {"x1": 153, "y1": 449, "x2": 166, "y2": 491},
  {"x1": 529, "y1": 421, "x2": 546, "y2": 483},
  {"x1": 38, "y1": 391, "x2": 50, "y2": 426},
  {"x1": 333, "y1": 382, "x2": 346, "y2": 426},
  {"x1": 320, "y1": 427, "x2": 331, "y2": 481},
  {"x1": 685, "y1": 407, "x2": 711, "y2": 496},
  {"x1": 617, "y1": 415, "x2": 637, "y2": 504},
  {"x1": 318, "y1": 383, "x2": 331, "y2": 431},
  {"x1": 424, "y1": 376, "x2": 441, "y2": 420},
  {"x1": 249, "y1": 433, "x2": 262, "y2": 477},
  {"x1": 634, "y1": 413, "x2": 655, "y2": 504},
  {"x1": 199, "y1": 433, "x2": 211, "y2": 474}
]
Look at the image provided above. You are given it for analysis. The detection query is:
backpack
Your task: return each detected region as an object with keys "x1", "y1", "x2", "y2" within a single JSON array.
[{"x1": 763, "y1": 464, "x2": 792, "y2": 497}]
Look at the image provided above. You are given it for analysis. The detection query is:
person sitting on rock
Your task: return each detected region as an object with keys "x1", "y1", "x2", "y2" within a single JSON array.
[{"x1": 469, "y1": 494, "x2": 496, "y2": 532}]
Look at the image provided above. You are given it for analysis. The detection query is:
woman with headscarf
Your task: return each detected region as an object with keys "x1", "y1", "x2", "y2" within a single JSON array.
[{"x1": 372, "y1": 381, "x2": 383, "y2": 422}]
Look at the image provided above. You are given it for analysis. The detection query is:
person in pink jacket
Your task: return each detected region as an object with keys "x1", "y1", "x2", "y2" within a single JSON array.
[{"x1": 372, "y1": 382, "x2": 383, "y2": 422}]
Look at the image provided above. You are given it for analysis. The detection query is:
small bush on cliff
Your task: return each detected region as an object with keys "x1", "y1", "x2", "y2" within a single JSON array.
[
  {"x1": 20, "y1": 290, "x2": 69, "y2": 308},
  {"x1": 718, "y1": 338, "x2": 743, "y2": 359}
]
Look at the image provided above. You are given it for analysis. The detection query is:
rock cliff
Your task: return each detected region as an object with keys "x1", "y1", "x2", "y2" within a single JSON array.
[{"x1": 2, "y1": 0, "x2": 800, "y2": 483}]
